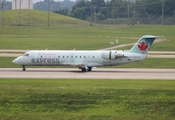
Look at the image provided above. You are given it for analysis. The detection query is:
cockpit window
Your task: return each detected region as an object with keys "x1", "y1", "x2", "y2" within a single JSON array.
[{"x1": 23, "y1": 53, "x2": 29, "y2": 57}]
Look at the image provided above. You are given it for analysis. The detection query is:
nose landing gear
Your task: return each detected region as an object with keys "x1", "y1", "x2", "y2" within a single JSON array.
[{"x1": 22, "y1": 65, "x2": 26, "y2": 71}]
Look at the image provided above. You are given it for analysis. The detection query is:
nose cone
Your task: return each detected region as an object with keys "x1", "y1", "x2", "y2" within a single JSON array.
[{"x1": 12, "y1": 58, "x2": 20, "y2": 64}]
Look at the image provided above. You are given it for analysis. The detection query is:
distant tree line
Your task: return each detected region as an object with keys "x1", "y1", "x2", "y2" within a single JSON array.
[
  {"x1": 34, "y1": 0, "x2": 76, "y2": 12},
  {"x1": 2, "y1": 0, "x2": 175, "y2": 23},
  {"x1": 70, "y1": 0, "x2": 175, "y2": 22},
  {"x1": 1, "y1": 1, "x2": 11, "y2": 10}
]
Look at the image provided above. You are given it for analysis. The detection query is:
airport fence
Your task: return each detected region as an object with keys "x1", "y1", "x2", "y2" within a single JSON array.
[{"x1": 2, "y1": 17, "x2": 175, "y2": 29}]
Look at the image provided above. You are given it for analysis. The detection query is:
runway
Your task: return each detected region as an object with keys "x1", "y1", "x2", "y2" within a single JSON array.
[{"x1": 0, "y1": 68, "x2": 175, "y2": 80}]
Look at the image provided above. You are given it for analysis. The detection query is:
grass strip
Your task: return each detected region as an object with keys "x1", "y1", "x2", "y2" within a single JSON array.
[
  {"x1": 0, "y1": 78, "x2": 175, "y2": 120},
  {"x1": 1, "y1": 25, "x2": 175, "y2": 51}
]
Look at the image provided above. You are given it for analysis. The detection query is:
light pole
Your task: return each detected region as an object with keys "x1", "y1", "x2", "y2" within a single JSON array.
[
  {"x1": 48, "y1": 0, "x2": 50, "y2": 27},
  {"x1": 18, "y1": 0, "x2": 21, "y2": 26},
  {"x1": 28, "y1": 0, "x2": 31, "y2": 25},
  {"x1": 93, "y1": 6, "x2": 96, "y2": 23},
  {"x1": 127, "y1": 0, "x2": 130, "y2": 26},
  {"x1": 162, "y1": 0, "x2": 164, "y2": 25},
  {"x1": 0, "y1": 0, "x2": 5, "y2": 26}
]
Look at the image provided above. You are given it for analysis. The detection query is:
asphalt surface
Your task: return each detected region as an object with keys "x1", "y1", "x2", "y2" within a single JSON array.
[{"x1": 0, "y1": 68, "x2": 175, "y2": 80}]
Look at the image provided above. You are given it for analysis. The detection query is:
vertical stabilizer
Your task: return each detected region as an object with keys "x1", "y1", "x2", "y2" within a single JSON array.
[{"x1": 130, "y1": 35, "x2": 157, "y2": 54}]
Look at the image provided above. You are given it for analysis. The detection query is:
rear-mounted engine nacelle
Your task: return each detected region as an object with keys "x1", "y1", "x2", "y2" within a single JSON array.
[{"x1": 102, "y1": 50, "x2": 124, "y2": 60}]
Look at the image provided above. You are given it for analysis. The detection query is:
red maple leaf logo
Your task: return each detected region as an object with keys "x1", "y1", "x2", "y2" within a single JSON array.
[{"x1": 138, "y1": 42, "x2": 148, "y2": 51}]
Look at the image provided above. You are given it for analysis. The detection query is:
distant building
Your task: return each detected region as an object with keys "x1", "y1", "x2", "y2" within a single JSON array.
[{"x1": 12, "y1": 0, "x2": 33, "y2": 10}]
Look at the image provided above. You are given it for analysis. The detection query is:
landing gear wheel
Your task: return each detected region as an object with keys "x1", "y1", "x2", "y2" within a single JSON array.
[
  {"x1": 22, "y1": 67, "x2": 26, "y2": 71},
  {"x1": 22, "y1": 65, "x2": 26, "y2": 71},
  {"x1": 87, "y1": 67, "x2": 92, "y2": 71},
  {"x1": 81, "y1": 68, "x2": 86, "y2": 72}
]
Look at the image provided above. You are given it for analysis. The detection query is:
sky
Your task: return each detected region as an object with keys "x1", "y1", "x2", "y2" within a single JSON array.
[{"x1": 5, "y1": 0, "x2": 76, "y2": 3}]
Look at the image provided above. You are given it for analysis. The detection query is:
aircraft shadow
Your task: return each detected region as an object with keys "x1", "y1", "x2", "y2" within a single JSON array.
[{"x1": 2, "y1": 69, "x2": 175, "y2": 74}]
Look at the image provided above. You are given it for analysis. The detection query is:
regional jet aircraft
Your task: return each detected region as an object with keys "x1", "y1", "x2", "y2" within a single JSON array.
[{"x1": 12, "y1": 35, "x2": 156, "y2": 72}]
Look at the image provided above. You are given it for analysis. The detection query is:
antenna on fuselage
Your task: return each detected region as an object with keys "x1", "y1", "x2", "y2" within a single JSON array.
[
  {"x1": 45, "y1": 48, "x2": 48, "y2": 50},
  {"x1": 73, "y1": 48, "x2": 75, "y2": 51}
]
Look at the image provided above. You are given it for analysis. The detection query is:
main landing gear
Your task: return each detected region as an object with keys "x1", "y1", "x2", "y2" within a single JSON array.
[
  {"x1": 22, "y1": 65, "x2": 26, "y2": 71},
  {"x1": 81, "y1": 67, "x2": 92, "y2": 72}
]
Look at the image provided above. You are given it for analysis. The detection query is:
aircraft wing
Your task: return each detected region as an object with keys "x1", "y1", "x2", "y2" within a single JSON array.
[{"x1": 63, "y1": 58, "x2": 89, "y2": 68}]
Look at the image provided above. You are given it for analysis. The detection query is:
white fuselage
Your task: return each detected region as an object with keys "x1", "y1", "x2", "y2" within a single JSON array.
[
  {"x1": 13, "y1": 50, "x2": 146, "y2": 67},
  {"x1": 12, "y1": 35, "x2": 156, "y2": 72}
]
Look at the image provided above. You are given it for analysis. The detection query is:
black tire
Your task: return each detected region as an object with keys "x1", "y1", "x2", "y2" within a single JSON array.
[
  {"x1": 22, "y1": 68, "x2": 26, "y2": 71},
  {"x1": 81, "y1": 68, "x2": 86, "y2": 72},
  {"x1": 87, "y1": 67, "x2": 92, "y2": 71}
]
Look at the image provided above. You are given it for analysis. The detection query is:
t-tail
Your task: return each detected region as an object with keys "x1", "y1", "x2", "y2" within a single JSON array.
[{"x1": 129, "y1": 35, "x2": 157, "y2": 54}]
